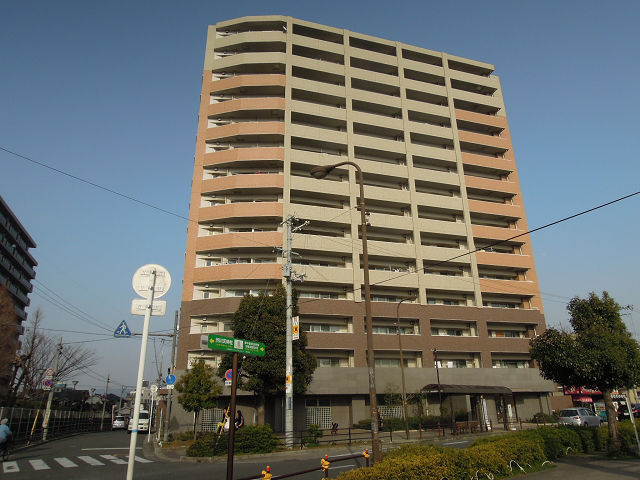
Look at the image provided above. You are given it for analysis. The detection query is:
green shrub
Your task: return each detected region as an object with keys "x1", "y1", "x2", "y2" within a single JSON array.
[
  {"x1": 616, "y1": 421, "x2": 640, "y2": 455},
  {"x1": 337, "y1": 433, "x2": 545, "y2": 480},
  {"x1": 186, "y1": 425, "x2": 280, "y2": 457},
  {"x1": 302, "y1": 424, "x2": 323, "y2": 446},
  {"x1": 530, "y1": 412, "x2": 558, "y2": 423}
]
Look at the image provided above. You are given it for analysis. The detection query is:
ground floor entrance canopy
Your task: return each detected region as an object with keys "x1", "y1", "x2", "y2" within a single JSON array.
[{"x1": 421, "y1": 384, "x2": 513, "y2": 395}]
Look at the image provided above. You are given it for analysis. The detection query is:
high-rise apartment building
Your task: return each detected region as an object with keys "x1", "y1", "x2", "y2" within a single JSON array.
[
  {"x1": 176, "y1": 16, "x2": 553, "y2": 431},
  {"x1": 0, "y1": 195, "x2": 37, "y2": 397}
]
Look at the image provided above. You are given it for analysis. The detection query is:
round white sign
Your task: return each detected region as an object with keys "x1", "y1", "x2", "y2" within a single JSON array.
[
  {"x1": 150, "y1": 384, "x2": 158, "y2": 393},
  {"x1": 132, "y1": 264, "x2": 171, "y2": 299}
]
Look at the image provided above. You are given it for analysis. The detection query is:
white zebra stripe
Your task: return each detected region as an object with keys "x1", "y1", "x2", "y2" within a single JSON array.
[
  {"x1": 99, "y1": 454, "x2": 128, "y2": 465},
  {"x1": 132, "y1": 455, "x2": 153, "y2": 463},
  {"x1": 54, "y1": 457, "x2": 78, "y2": 468},
  {"x1": 28, "y1": 459, "x2": 50, "y2": 470},
  {"x1": 77, "y1": 455, "x2": 105, "y2": 466},
  {"x1": 2, "y1": 461, "x2": 19, "y2": 473}
]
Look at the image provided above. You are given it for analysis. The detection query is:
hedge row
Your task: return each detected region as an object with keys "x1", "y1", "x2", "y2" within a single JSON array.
[
  {"x1": 336, "y1": 426, "x2": 605, "y2": 480},
  {"x1": 186, "y1": 425, "x2": 280, "y2": 457}
]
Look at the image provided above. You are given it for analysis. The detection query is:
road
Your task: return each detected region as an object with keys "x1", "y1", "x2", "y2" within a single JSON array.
[{"x1": 3, "y1": 431, "x2": 638, "y2": 479}]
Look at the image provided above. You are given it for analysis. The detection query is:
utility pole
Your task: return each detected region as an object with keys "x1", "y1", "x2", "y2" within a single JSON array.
[
  {"x1": 163, "y1": 310, "x2": 179, "y2": 442},
  {"x1": 42, "y1": 337, "x2": 62, "y2": 441},
  {"x1": 100, "y1": 374, "x2": 110, "y2": 431},
  {"x1": 281, "y1": 215, "x2": 307, "y2": 448}
]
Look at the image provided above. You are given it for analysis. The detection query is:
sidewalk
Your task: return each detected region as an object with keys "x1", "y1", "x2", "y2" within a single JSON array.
[
  {"x1": 148, "y1": 426, "x2": 519, "y2": 463},
  {"x1": 508, "y1": 454, "x2": 640, "y2": 479}
]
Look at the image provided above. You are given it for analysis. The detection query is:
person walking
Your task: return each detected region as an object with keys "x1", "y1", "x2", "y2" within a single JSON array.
[{"x1": 0, "y1": 419, "x2": 13, "y2": 460}]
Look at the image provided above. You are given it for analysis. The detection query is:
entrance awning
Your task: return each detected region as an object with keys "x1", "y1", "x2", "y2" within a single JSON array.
[{"x1": 421, "y1": 384, "x2": 513, "y2": 395}]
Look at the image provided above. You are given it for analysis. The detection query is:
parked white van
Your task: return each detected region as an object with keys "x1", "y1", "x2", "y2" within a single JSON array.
[{"x1": 127, "y1": 410, "x2": 150, "y2": 434}]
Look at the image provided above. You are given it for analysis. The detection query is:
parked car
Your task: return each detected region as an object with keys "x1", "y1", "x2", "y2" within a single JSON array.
[
  {"x1": 127, "y1": 410, "x2": 150, "y2": 434},
  {"x1": 617, "y1": 403, "x2": 640, "y2": 421},
  {"x1": 112, "y1": 415, "x2": 126, "y2": 430},
  {"x1": 558, "y1": 408, "x2": 602, "y2": 427}
]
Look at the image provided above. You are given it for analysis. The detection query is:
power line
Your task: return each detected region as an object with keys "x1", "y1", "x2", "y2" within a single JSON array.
[{"x1": 297, "y1": 190, "x2": 640, "y2": 305}]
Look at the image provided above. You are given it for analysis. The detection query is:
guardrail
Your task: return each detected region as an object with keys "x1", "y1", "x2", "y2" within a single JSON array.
[
  {"x1": 0, "y1": 406, "x2": 108, "y2": 447},
  {"x1": 237, "y1": 451, "x2": 371, "y2": 480}
]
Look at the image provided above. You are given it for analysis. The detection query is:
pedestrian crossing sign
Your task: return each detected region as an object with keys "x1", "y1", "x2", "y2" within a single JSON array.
[{"x1": 114, "y1": 320, "x2": 132, "y2": 338}]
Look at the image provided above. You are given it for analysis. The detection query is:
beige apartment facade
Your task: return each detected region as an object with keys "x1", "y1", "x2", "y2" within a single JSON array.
[{"x1": 175, "y1": 15, "x2": 554, "y2": 432}]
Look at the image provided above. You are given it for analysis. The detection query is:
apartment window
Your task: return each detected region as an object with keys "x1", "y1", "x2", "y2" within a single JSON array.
[{"x1": 492, "y1": 359, "x2": 529, "y2": 369}]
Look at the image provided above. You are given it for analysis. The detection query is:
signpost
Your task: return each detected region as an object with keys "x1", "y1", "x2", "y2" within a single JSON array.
[
  {"x1": 166, "y1": 374, "x2": 176, "y2": 390},
  {"x1": 114, "y1": 320, "x2": 132, "y2": 338},
  {"x1": 207, "y1": 334, "x2": 265, "y2": 357},
  {"x1": 126, "y1": 264, "x2": 170, "y2": 480},
  {"x1": 207, "y1": 335, "x2": 266, "y2": 480},
  {"x1": 292, "y1": 316, "x2": 300, "y2": 341}
]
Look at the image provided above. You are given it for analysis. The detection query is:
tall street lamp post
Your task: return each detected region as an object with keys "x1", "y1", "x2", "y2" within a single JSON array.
[
  {"x1": 310, "y1": 161, "x2": 381, "y2": 463},
  {"x1": 396, "y1": 295, "x2": 416, "y2": 440}
]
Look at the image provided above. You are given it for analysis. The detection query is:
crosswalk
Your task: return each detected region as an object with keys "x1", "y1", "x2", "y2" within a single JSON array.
[{"x1": 2, "y1": 454, "x2": 153, "y2": 473}]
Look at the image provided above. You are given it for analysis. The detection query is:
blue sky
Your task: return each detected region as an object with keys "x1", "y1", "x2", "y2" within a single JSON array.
[{"x1": 2, "y1": 1, "x2": 639, "y2": 392}]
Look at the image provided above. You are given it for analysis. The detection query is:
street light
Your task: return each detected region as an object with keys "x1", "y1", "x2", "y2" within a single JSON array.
[
  {"x1": 396, "y1": 295, "x2": 416, "y2": 440},
  {"x1": 310, "y1": 162, "x2": 382, "y2": 463}
]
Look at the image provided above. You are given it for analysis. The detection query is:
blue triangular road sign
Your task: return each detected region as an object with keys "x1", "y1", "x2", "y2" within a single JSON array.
[{"x1": 114, "y1": 320, "x2": 132, "y2": 338}]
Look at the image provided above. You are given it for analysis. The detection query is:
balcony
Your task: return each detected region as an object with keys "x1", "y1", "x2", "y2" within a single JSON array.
[
  {"x1": 201, "y1": 173, "x2": 283, "y2": 194},
  {"x1": 204, "y1": 121, "x2": 284, "y2": 141},
  {"x1": 196, "y1": 231, "x2": 281, "y2": 252},
  {"x1": 467, "y1": 199, "x2": 523, "y2": 218},
  {"x1": 198, "y1": 202, "x2": 282, "y2": 222},
  {"x1": 202, "y1": 147, "x2": 284, "y2": 168},
  {"x1": 207, "y1": 97, "x2": 285, "y2": 116},
  {"x1": 193, "y1": 263, "x2": 281, "y2": 283}
]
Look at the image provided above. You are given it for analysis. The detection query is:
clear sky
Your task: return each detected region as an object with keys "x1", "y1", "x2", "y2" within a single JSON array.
[{"x1": 2, "y1": 0, "x2": 639, "y2": 393}]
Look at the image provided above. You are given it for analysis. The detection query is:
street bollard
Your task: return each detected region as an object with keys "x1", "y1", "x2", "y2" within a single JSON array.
[
  {"x1": 362, "y1": 449, "x2": 370, "y2": 468},
  {"x1": 321, "y1": 454, "x2": 330, "y2": 478},
  {"x1": 261, "y1": 465, "x2": 272, "y2": 480}
]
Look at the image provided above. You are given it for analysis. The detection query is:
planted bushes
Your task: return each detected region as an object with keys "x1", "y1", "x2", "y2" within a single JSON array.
[
  {"x1": 186, "y1": 425, "x2": 280, "y2": 457},
  {"x1": 337, "y1": 426, "x2": 604, "y2": 480}
]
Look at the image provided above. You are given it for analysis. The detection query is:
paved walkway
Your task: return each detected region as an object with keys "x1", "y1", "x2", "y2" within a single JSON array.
[{"x1": 511, "y1": 454, "x2": 640, "y2": 479}]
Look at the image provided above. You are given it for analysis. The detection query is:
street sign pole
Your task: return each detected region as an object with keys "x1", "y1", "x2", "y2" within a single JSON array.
[
  {"x1": 126, "y1": 269, "x2": 157, "y2": 480},
  {"x1": 226, "y1": 352, "x2": 238, "y2": 480}
]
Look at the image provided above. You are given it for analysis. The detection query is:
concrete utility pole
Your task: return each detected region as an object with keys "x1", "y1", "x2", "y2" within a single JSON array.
[
  {"x1": 281, "y1": 215, "x2": 307, "y2": 448},
  {"x1": 100, "y1": 374, "x2": 110, "y2": 431},
  {"x1": 42, "y1": 337, "x2": 62, "y2": 441},
  {"x1": 163, "y1": 310, "x2": 179, "y2": 442}
]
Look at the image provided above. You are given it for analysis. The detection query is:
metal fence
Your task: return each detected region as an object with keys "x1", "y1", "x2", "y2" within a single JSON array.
[{"x1": 0, "y1": 406, "x2": 106, "y2": 447}]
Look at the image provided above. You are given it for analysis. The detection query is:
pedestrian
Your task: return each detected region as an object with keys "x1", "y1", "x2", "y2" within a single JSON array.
[
  {"x1": 217, "y1": 408, "x2": 229, "y2": 435},
  {"x1": 0, "y1": 418, "x2": 12, "y2": 458},
  {"x1": 235, "y1": 410, "x2": 244, "y2": 430}
]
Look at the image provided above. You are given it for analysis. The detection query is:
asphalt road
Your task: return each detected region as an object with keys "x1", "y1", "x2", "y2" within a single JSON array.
[{"x1": 3, "y1": 431, "x2": 638, "y2": 479}]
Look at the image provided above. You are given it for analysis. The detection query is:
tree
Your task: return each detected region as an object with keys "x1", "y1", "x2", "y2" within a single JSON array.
[
  {"x1": 175, "y1": 359, "x2": 222, "y2": 438},
  {"x1": 217, "y1": 286, "x2": 317, "y2": 424},
  {"x1": 530, "y1": 291, "x2": 640, "y2": 453},
  {"x1": 3, "y1": 308, "x2": 98, "y2": 405}
]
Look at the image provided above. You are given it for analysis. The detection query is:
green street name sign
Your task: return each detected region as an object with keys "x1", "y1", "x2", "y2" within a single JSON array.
[{"x1": 207, "y1": 334, "x2": 266, "y2": 357}]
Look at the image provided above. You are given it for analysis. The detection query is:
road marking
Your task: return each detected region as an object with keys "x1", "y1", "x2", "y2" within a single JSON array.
[
  {"x1": 78, "y1": 455, "x2": 105, "y2": 466},
  {"x1": 331, "y1": 464, "x2": 357, "y2": 469},
  {"x1": 100, "y1": 454, "x2": 128, "y2": 465},
  {"x1": 28, "y1": 459, "x2": 50, "y2": 470},
  {"x1": 2, "y1": 461, "x2": 19, "y2": 473},
  {"x1": 54, "y1": 457, "x2": 78, "y2": 468},
  {"x1": 132, "y1": 455, "x2": 153, "y2": 463},
  {"x1": 82, "y1": 447, "x2": 142, "y2": 450},
  {"x1": 442, "y1": 441, "x2": 468, "y2": 445}
]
